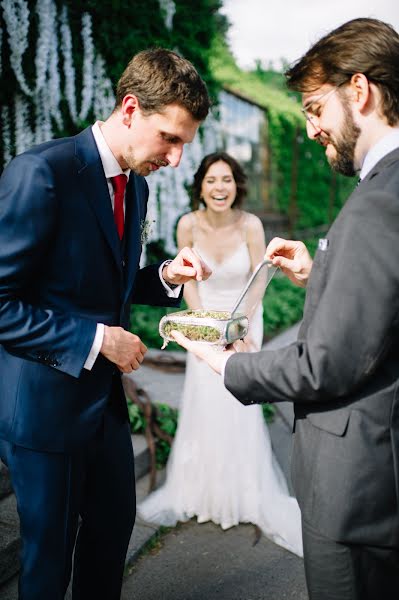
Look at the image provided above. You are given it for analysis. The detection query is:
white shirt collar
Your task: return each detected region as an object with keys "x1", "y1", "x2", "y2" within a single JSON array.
[
  {"x1": 359, "y1": 127, "x2": 399, "y2": 180},
  {"x1": 91, "y1": 121, "x2": 130, "y2": 180}
]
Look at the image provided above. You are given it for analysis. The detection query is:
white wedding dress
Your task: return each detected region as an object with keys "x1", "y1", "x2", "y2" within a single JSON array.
[{"x1": 137, "y1": 240, "x2": 303, "y2": 557}]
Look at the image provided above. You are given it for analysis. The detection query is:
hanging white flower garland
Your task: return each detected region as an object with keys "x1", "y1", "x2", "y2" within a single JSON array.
[
  {"x1": 1, "y1": 1, "x2": 115, "y2": 163},
  {"x1": 158, "y1": 0, "x2": 176, "y2": 31},
  {"x1": 93, "y1": 55, "x2": 116, "y2": 121},
  {"x1": 1, "y1": 0, "x2": 32, "y2": 95},
  {"x1": 78, "y1": 13, "x2": 95, "y2": 122},
  {"x1": 14, "y1": 94, "x2": 34, "y2": 155},
  {"x1": 0, "y1": 0, "x2": 226, "y2": 254},
  {"x1": 35, "y1": 0, "x2": 55, "y2": 93},
  {"x1": 1, "y1": 106, "x2": 12, "y2": 165}
]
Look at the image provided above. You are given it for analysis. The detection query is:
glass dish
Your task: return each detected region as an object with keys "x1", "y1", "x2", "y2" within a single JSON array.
[
  {"x1": 159, "y1": 310, "x2": 249, "y2": 349},
  {"x1": 159, "y1": 257, "x2": 277, "y2": 348}
]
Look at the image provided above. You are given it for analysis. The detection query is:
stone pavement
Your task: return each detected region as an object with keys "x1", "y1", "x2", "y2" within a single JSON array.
[{"x1": 122, "y1": 520, "x2": 307, "y2": 600}]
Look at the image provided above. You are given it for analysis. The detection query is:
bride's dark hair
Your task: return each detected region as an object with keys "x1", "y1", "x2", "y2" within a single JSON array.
[{"x1": 190, "y1": 151, "x2": 247, "y2": 210}]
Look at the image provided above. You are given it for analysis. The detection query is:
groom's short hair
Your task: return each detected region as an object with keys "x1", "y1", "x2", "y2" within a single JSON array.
[
  {"x1": 285, "y1": 18, "x2": 399, "y2": 126},
  {"x1": 115, "y1": 48, "x2": 210, "y2": 122}
]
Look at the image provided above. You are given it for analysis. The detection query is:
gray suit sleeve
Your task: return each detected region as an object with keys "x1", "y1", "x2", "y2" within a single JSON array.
[{"x1": 225, "y1": 190, "x2": 399, "y2": 405}]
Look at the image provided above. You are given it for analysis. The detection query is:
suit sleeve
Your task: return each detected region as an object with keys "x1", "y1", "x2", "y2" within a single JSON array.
[
  {"x1": 130, "y1": 262, "x2": 182, "y2": 307},
  {"x1": 0, "y1": 154, "x2": 97, "y2": 378},
  {"x1": 225, "y1": 190, "x2": 399, "y2": 405}
]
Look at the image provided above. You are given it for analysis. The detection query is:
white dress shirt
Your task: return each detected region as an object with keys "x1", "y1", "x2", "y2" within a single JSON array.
[
  {"x1": 359, "y1": 127, "x2": 399, "y2": 180},
  {"x1": 84, "y1": 122, "x2": 180, "y2": 370}
]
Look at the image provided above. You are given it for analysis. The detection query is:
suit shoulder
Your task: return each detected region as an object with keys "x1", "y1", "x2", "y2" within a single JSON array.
[
  {"x1": 4, "y1": 136, "x2": 76, "y2": 177},
  {"x1": 25, "y1": 135, "x2": 75, "y2": 159}
]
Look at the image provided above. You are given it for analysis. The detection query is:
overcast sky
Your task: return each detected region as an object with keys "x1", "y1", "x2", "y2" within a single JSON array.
[{"x1": 220, "y1": 0, "x2": 399, "y2": 70}]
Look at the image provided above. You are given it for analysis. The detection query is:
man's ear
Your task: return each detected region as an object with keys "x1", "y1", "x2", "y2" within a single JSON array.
[
  {"x1": 349, "y1": 73, "x2": 371, "y2": 113},
  {"x1": 121, "y1": 94, "x2": 140, "y2": 126}
]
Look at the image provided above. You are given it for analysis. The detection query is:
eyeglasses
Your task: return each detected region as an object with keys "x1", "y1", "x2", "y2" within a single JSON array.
[{"x1": 301, "y1": 85, "x2": 342, "y2": 129}]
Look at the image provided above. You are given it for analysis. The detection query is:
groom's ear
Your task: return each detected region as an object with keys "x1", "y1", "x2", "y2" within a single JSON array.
[{"x1": 121, "y1": 95, "x2": 141, "y2": 126}]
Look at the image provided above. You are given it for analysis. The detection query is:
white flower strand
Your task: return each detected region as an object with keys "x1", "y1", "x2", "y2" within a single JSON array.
[
  {"x1": 93, "y1": 55, "x2": 115, "y2": 120},
  {"x1": 60, "y1": 5, "x2": 78, "y2": 123},
  {"x1": 34, "y1": 88, "x2": 52, "y2": 144},
  {"x1": 1, "y1": 0, "x2": 32, "y2": 95},
  {"x1": 60, "y1": 9, "x2": 96, "y2": 124},
  {"x1": 14, "y1": 94, "x2": 33, "y2": 155},
  {"x1": 34, "y1": 0, "x2": 58, "y2": 144},
  {"x1": 1, "y1": 105, "x2": 12, "y2": 166},
  {"x1": 1, "y1": 1, "x2": 118, "y2": 166},
  {"x1": 78, "y1": 13, "x2": 94, "y2": 121},
  {"x1": 47, "y1": 26, "x2": 62, "y2": 129},
  {"x1": 159, "y1": 0, "x2": 176, "y2": 31},
  {"x1": 35, "y1": 0, "x2": 56, "y2": 93}
]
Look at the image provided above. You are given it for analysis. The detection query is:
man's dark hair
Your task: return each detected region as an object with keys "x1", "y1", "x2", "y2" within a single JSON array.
[
  {"x1": 115, "y1": 48, "x2": 210, "y2": 121},
  {"x1": 285, "y1": 18, "x2": 399, "y2": 126},
  {"x1": 191, "y1": 151, "x2": 247, "y2": 210}
]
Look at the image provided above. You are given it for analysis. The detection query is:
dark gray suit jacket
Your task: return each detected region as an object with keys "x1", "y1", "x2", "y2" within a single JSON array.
[{"x1": 225, "y1": 147, "x2": 399, "y2": 548}]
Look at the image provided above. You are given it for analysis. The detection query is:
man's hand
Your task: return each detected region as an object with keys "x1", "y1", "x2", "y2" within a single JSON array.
[
  {"x1": 266, "y1": 237, "x2": 313, "y2": 288},
  {"x1": 171, "y1": 330, "x2": 235, "y2": 374},
  {"x1": 100, "y1": 326, "x2": 147, "y2": 373},
  {"x1": 163, "y1": 247, "x2": 212, "y2": 286}
]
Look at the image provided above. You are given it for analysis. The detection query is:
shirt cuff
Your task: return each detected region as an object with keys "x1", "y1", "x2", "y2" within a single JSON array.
[
  {"x1": 84, "y1": 323, "x2": 105, "y2": 370},
  {"x1": 159, "y1": 260, "x2": 182, "y2": 298}
]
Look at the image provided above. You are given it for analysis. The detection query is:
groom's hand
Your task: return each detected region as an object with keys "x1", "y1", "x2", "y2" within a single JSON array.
[
  {"x1": 100, "y1": 326, "x2": 147, "y2": 373},
  {"x1": 171, "y1": 331, "x2": 235, "y2": 375},
  {"x1": 163, "y1": 247, "x2": 212, "y2": 286}
]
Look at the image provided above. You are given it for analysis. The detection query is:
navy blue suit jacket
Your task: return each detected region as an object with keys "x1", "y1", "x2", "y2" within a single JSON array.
[{"x1": 0, "y1": 127, "x2": 180, "y2": 452}]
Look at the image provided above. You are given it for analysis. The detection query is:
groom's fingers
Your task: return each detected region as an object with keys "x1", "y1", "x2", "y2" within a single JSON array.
[{"x1": 177, "y1": 247, "x2": 212, "y2": 281}]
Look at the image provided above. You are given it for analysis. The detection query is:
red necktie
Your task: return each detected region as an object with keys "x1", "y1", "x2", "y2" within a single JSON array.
[{"x1": 111, "y1": 174, "x2": 128, "y2": 239}]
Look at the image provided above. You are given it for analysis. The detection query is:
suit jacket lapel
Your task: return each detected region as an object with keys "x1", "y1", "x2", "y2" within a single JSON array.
[{"x1": 74, "y1": 128, "x2": 122, "y2": 274}]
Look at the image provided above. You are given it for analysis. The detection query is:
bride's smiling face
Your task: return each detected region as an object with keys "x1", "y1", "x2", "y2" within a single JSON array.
[{"x1": 200, "y1": 160, "x2": 237, "y2": 212}]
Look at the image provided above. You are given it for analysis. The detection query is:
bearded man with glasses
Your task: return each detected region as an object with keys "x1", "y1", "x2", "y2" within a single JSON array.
[{"x1": 172, "y1": 17, "x2": 399, "y2": 600}]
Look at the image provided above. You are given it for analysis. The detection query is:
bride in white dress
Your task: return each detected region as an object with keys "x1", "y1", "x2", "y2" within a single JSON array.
[{"x1": 137, "y1": 152, "x2": 303, "y2": 557}]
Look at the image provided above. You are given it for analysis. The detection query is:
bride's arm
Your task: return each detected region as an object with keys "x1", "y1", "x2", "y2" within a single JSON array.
[
  {"x1": 242, "y1": 214, "x2": 267, "y2": 351},
  {"x1": 176, "y1": 214, "x2": 203, "y2": 310}
]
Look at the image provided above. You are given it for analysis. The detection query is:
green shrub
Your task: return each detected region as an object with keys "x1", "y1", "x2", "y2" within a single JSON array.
[
  {"x1": 262, "y1": 403, "x2": 276, "y2": 423},
  {"x1": 127, "y1": 398, "x2": 179, "y2": 468},
  {"x1": 263, "y1": 275, "x2": 306, "y2": 340}
]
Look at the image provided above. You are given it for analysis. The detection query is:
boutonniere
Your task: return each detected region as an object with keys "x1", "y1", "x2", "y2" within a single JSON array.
[{"x1": 140, "y1": 218, "x2": 155, "y2": 245}]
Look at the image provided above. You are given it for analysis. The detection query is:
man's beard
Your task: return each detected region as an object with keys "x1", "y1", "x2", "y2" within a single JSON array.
[
  {"x1": 323, "y1": 100, "x2": 361, "y2": 177},
  {"x1": 123, "y1": 149, "x2": 168, "y2": 176}
]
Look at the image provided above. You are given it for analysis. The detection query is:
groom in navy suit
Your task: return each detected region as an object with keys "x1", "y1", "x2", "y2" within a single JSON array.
[{"x1": 0, "y1": 48, "x2": 210, "y2": 599}]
